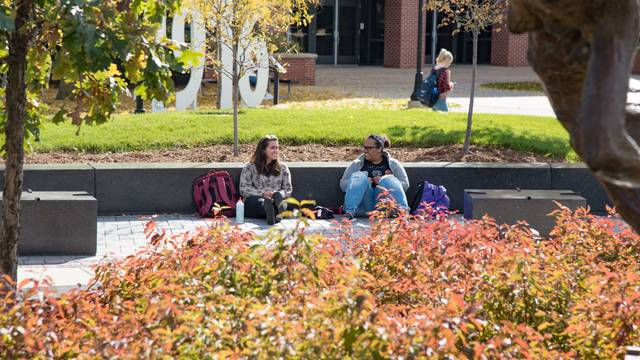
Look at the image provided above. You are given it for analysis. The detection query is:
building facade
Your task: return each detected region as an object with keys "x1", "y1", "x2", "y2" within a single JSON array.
[{"x1": 290, "y1": 1, "x2": 529, "y2": 68}]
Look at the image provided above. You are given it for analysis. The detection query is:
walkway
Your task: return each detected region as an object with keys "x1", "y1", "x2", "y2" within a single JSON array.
[
  {"x1": 315, "y1": 65, "x2": 640, "y2": 117},
  {"x1": 17, "y1": 212, "x2": 629, "y2": 293},
  {"x1": 17, "y1": 214, "x2": 375, "y2": 292}
]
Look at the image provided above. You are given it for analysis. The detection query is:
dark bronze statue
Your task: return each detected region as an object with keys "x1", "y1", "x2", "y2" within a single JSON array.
[{"x1": 508, "y1": 0, "x2": 640, "y2": 232}]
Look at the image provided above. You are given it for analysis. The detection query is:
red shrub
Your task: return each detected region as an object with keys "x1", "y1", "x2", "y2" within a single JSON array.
[{"x1": 0, "y1": 205, "x2": 638, "y2": 358}]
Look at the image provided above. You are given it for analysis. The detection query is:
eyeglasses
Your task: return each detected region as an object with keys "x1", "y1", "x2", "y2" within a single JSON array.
[
  {"x1": 363, "y1": 146, "x2": 379, "y2": 150},
  {"x1": 265, "y1": 134, "x2": 278, "y2": 140}
]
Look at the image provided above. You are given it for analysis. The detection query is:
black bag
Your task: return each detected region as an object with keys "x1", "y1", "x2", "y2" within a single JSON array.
[
  {"x1": 418, "y1": 68, "x2": 444, "y2": 107},
  {"x1": 313, "y1": 206, "x2": 334, "y2": 220}
]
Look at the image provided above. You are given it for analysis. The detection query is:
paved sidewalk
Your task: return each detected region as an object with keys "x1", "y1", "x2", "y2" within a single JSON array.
[
  {"x1": 316, "y1": 65, "x2": 545, "y2": 99},
  {"x1": 315, "y1": 65, "x2": 640, "y2": 117},
  {"x1": 17, "y1": 214, "x2": 375, "y2": 291},
  {"x1": 17, "y1": 212, "x2": 630, "y2": 292}
]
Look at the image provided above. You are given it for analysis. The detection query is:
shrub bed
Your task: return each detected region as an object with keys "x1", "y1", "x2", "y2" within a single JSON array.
[{"x1": 1, "y1": 206, "x2": 639, "y2": 358}]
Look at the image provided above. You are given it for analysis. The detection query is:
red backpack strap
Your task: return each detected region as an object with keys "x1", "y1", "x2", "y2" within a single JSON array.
[
  {"x1": 192, "y1": 174, "x2": 214, "y2": 217},
  {"x1": 200, "y1": 175, "x2": 214, "y2": 217},
  {"x1": 214, "y1": 175, "x2": 235, "y2": 208},
  {"x1": 223, "y1": 173, "x2": 238, "y2": 203}
]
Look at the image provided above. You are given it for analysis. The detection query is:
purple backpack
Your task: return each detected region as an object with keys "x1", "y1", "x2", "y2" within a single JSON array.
[{"x1": 410, "y1": 180, "x2": 450, "y2": 215}]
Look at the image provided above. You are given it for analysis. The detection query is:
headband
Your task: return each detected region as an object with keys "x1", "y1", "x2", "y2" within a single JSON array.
[{"x1": 369, "y1": 135, "x2": 385, "y2": 149}]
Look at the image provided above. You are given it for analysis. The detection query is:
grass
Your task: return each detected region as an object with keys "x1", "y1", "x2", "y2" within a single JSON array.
[
  {"x1": 480, "y1": 82, "x2": 544, "y2": 92},
  {"x1": 30, "y1": 107, "x2": 577, "y2": 160}
]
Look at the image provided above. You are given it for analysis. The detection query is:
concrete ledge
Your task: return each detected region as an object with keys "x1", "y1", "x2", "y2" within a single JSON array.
[
  {"x1": 417, "y1": 162, "x2": 552, "y2": 211},
  {"x1": 9, "y1": 191, "x2": 97, "y2": 256},
  {"x1": 277, "y1": 52, "x2": 319, "y2": 59},
  {"x1": 287, "y1": 162, "x2": 344, "y2": 207},
  {"x1": 463, "y1": 189, "x2": 587, "y2": 236},
  {"x1": 0, "y1": 162, "x2": 612, "y2": 215},
  {"x1": 93, "y1": 163, "x2": 245, "y2": 214},
  {"x1": 0, "y1": 164, "x2": 95, "y2": 195},
  {"x1": 550, "y1": 164, "x2": 612, "y2": 213}
]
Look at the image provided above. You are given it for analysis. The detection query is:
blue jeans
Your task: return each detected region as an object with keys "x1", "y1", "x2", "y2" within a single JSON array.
[
  {"x1": 433, "y1": 98, "x2": 448, "y2": 112},
  {"x1": 343, "y1": 172, "x2": 409, "y2": 217}
]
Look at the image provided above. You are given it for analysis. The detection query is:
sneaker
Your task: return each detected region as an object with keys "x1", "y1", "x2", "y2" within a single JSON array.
[
  {"x1": 263, "y1": 198, "x2": 276, "y2": 225},
  {"x1": 344, "y1": 212, "x2": 355, "y2": 220}
]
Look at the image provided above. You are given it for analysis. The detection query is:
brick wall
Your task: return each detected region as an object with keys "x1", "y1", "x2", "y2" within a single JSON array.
[
  {"x1": 280, "y1": 53, "x2": 318, "y2": 86},
  {"x1": 491, "y1": 23, "x2": 529, "y2": 66},
  {"x1": 633, "y1": 49, "x2": 640, "y2": 74},
  {"x1": 384, "y1": 0, "x2": 426, "y2": 69}
]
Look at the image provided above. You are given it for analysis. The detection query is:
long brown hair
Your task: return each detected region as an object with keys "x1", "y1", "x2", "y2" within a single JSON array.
[{"x1": 251, "y1": 135, "x2": 281, "y2": 176}]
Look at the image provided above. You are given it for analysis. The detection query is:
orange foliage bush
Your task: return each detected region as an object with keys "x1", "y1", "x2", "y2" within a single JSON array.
[{"x1": 1, "y1": 205, "x2": 638, "y2": 358}]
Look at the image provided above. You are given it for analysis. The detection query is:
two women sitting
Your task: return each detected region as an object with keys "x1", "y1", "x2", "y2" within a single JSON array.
[{"x1": 238, "y1": 133, "x2": 409, "y2": 224}]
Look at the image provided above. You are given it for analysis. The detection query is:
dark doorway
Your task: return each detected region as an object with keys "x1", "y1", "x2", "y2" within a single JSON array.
[
  {"x1": 338, "y1": 0, "x2": 358, "y2": 64},
  {"x1": 305, "y1": 0, "x2": 384, "y2": 65},
  {"x1": 315, "y1": 4, "x2": 335, "y2": 64},
  {"x1": 357, "y1": 0, "x2": 384, "y2": 65},
  {"x1": 425, "y1": 11, "x2": 492, "y2": 65}
]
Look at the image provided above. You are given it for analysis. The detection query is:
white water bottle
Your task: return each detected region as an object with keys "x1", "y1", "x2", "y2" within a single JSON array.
[{"x1": 236, "y1": 197, "x2": 245, "y2": 224}]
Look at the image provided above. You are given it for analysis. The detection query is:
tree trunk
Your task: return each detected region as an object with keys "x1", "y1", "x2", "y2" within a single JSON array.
[
  {"x1": 1, "y1": 0, "x2": 34, "y2": 285},
  {"x1": 216, "y1": 71, "x2": 223, "y2": 109},
  {"x1": 463, "y1": 29, "x2": 478, "y2": 154},
  {"x1": 55, "y1": 81, "x2": 73, "y2": 100},
  {"x1": 232, "y1": 42, "x2": 239, "y2": 157},
  {"x1": 216, "y1": 34, "x2": 223, "y2": 110}
]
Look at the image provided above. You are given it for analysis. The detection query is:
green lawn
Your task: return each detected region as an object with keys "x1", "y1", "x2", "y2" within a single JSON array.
[
  {"x1": 480, "y1": 82, "x2": 544, "y2": 92},
  {"x1": 33, "y1": 108, "x2": 576, "y2": 160}
]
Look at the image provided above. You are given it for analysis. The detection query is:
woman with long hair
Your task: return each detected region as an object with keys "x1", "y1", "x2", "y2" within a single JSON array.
[
  {"x1": 239, "y1": 135, "x2": 292, "y2": 225},
  {"x1": 432, "y1": 48, "x2": 455, "y2": 112}
]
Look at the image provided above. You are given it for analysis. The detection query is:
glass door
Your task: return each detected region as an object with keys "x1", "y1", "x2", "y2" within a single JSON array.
[
  {"x1": 426, "y1": 11, "x2": 492, "y2": 65},
  {"x1": 309, "y1": 0, "x2": 359, "y2": 65},
  {"x1": 315, "y1": 4, "x2": 335, "y2": 64},
  {"x1": 358, "y1": 0, "x2": 384, "y2": 65},
  {"x1": 338, "y1": 0, "x2": 358, "y2": 64}
]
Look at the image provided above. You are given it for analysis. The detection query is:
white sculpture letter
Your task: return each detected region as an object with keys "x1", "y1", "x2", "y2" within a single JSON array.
[
  {"x1": 152, "y1": 6, "x2": 269, "y2": 111},
  {"x1": 172, "y1": 10, "x2": 206, "y2": 111}
]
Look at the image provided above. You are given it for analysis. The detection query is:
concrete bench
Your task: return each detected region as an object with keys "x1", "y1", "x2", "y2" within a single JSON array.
[
  {"x1": 0, "y1": 162, "x2": 612, "y2": 215},
  {"x1": 1, "y1": 191, "x2": 98, "y2": 256},
  {"x1": 463, "y1": 189, "x2": 587, "y2": 236}
]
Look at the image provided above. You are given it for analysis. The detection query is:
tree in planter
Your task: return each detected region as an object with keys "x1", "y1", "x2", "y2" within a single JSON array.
[
  {"x1": 186, "y1": 0, "x2": 317, "y2": 156},
  {"x1": 426, "y1": 0, "x2": 508, "y2": 154},
  {"x1": 0, "y1": 0, "x2": 191, "y2": 285}
]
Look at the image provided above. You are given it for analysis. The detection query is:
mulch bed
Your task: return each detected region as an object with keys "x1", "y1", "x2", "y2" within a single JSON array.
[{"x1": 19, "y1": 144, "x2": 568, "y2": 164}]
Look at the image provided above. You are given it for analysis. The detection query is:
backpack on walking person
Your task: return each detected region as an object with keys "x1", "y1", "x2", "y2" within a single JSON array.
[
  {"x1": 192, "y1": 170, "x2": 238, "y2": 218},
  {"x1": 418, "y1": 68, "x2": 445, "y2": 107}
]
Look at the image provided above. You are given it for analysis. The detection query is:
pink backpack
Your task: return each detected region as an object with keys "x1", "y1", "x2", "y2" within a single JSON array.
[{"x1": 192, "y1": 171, "x2": 238, "y2": 217}]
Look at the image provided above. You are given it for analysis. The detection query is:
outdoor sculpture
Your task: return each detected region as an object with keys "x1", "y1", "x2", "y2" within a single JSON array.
[
  {"x1": 152, "y1": 8, "x2": 269, "y2": 111},
  {"x1": 508, "y1": 0, "x2": 640, "y2": 233}
]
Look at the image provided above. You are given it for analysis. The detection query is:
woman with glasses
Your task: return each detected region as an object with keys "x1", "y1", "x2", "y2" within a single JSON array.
[
  {"x1": 239, "y1": 135, "x2": 292, "y2": 225},
  {"x1": 339, "y1": 134, "x2": 409, "y2": 219}
]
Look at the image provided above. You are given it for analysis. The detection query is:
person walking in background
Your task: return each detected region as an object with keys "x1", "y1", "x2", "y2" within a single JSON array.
[{"x1": 432, "y1": 49, "x2": 455, "y2": 112}]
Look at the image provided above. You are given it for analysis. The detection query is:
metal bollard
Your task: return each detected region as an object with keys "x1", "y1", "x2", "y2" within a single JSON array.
[{"x1": 273, "y1": 70, "x2": 280, "y2": 105}]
